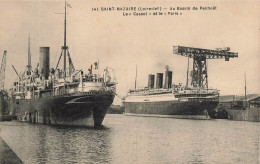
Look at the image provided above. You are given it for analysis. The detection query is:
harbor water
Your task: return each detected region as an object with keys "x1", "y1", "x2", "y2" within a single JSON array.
[{"x1": 0, "y1": 114, "x2": 259, "y2": 164}]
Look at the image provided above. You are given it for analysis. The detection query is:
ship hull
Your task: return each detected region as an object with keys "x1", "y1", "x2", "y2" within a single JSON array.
[
  {"x1": 124, "y1": 93, "x2": 219, "y2": 119},
  {"x1": 12, "y1": 92, "x2": 115, "y2": 126},
  {"x1": 226, "y1": 107, "x2": 260, "y2": 122},
  {"x1": 125, "y1": 101, "x2": 218, "y2": 119}
]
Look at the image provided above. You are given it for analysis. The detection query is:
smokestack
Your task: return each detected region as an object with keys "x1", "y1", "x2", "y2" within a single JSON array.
[
  {"x1": 148, "y1": 74, "x2": 155, "y2": 89},
  {"x1": 39, "y1": 47, "x2": 50, "y2": 79},
  {"x1": 156, "y1": 73, "x2": 163, "y2": 89},
  {"x1": 164, "y1": 71, "x2": 172, "y2": 89}
]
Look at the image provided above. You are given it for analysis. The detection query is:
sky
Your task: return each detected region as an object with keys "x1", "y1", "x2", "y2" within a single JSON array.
[{"x1": 0, "y1": 0, "x2": 259, "y2": 104}]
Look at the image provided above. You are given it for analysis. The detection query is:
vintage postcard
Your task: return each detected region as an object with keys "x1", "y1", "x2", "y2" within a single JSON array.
[{"x1": 0, "y1": 0, "x2": 259, "y2": 163}]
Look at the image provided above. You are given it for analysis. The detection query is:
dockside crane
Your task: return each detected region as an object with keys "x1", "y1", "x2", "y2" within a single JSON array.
[
  {"x1": 173, "y1": 46, "x2": 238, "y2": 89},
  {"x1": 0, "y1": 51, "x2": 7, "y2": 90},
  {"x1": 0, "y1": 50, "x2": 8, "y2": 118}
]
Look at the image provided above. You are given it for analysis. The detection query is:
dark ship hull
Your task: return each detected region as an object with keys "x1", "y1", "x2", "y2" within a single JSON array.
[
  {"x1": 124, "y1": 92, "x2": 219, "y2": 119},
  {"x1": 13, "y1": 91, "x2": 115, "y2": 126},
  {"x1": 125, "y1": 100, "x2": 219, "y2": 119}
]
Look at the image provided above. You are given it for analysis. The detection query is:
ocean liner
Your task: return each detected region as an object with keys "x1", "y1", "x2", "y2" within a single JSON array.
[
  {"x1": 124, "y1": 46, "x2": 238, "y2": 119},
  {"x1": 10, "y1": 2, "x2": 116, "y2": 126},
  {"x1": 124, "y1": 69, "x2": 219, "y2": 119}
]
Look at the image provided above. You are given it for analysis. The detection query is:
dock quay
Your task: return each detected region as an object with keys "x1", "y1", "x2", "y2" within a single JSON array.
[{"x1": 0, "y1": 137, "x2": 23, "y2": 163}]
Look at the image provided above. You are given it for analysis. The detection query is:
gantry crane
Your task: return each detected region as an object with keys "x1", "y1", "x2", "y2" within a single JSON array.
[
  {"x1": 0, "y1": 51, "x2": 7, "y2": 90},
  {"x1": 173, "y1": 46, "x2": 238, "y2": 89}
]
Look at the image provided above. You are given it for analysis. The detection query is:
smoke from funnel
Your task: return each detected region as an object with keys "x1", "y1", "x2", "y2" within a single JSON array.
[{"x1": 165, "y1": 65, "x2": 169, "y2": 71}]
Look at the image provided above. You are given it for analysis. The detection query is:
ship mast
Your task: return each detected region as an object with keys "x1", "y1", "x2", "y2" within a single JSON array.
[
  {"x1": 27, "y1": 34, "x2": 31, "y2": 69},
  {"x1": 244, "y1": 73, "x2": 247, "y2": 107},
  {"x1": 135, "y1": 65, "x2": 137, "y2": 91},
  {"x1": 63, "y1": 1, "x2": 67, "y2": 77},
  {"x1": 55, "y1": 1, "x2": 74, "y2": 77}
]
